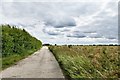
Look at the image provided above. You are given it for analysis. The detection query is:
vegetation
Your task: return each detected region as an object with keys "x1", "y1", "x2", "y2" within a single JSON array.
[
  {"x1": 1, "y1": 24, "x2": 42, "y2": 70},
  {"x1": 49, "y1": 45, "x2": 119, "y2": 79}
]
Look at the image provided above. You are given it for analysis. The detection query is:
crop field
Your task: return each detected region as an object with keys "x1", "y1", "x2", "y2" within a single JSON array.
[{"x1": 49, "y1": 45, "x2": 119, "y2": 78}]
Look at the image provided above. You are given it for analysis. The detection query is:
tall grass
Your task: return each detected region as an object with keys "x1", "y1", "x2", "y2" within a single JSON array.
[{"x1": 49, "y1": 45, "x2": 119, "y2": 79}]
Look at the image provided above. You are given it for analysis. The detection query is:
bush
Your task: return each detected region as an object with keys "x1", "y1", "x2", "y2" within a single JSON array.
[
  {"x1": 68, "y1": 45, "x2": 72, "y2": 48},
  {"x1": 1, "y1": 24, "x2": 42, "y2": 69}
]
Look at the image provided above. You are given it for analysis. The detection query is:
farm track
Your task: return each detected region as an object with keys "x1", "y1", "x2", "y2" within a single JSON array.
[{"x1": 0, "y1": 46, "x2": 64, "y2": 78}]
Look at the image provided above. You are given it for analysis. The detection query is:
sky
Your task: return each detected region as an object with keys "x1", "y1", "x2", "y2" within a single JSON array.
[{"x1": 0, "y1": 0, "x2": 119, "y2": 45}]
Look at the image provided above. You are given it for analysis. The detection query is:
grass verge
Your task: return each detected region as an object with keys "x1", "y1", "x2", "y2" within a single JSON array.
[{"x1": 1, "y1": 48, "x2": 42, "y2": 70}]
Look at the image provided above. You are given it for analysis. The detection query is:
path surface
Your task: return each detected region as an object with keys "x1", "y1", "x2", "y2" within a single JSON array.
[{"x1": 0, "y1": 46, "x2": 64, "y2": 78}]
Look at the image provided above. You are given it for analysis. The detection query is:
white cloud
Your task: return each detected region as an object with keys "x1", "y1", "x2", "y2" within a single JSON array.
[
  {"x1": 0, "y1": 1, "x2": 118, "y2": 44},
  {"x1": 2, "y1": 0, "x2": 119, "y2": 2}
]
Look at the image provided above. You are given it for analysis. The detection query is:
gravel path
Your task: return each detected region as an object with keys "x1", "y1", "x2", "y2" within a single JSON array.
[{"x1": 0, "y1": 46, "x2": 64, "y2": 78}]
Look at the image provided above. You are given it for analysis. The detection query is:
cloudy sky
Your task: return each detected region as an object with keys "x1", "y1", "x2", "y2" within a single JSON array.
[{"x1": 0, "y1": 0, "x2": 119, "y2": 45}]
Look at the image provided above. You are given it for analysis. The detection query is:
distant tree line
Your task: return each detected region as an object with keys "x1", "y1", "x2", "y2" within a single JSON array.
[{"x1": 53, "y1": 44, "x2": 118, "y2": 46}]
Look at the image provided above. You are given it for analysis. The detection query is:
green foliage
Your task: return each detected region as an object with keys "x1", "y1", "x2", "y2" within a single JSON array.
[
  {"x1": 49, "y1": 45, "x2": 119, "y2": 78},
  {"x1": 1, "y1": 24, "x2": 42, "y2": 69}
]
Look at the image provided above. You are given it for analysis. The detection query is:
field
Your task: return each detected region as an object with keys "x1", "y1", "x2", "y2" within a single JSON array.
[{"x1": 49, "y1": 45, "x2": 119, "y2": 78}]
